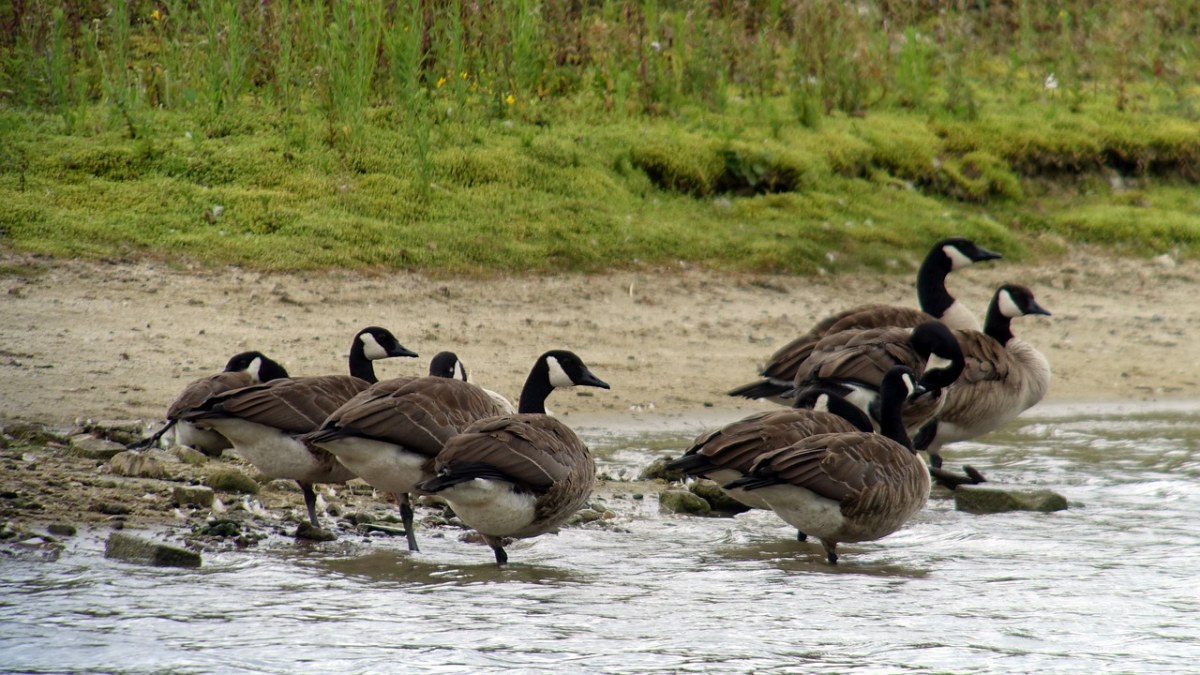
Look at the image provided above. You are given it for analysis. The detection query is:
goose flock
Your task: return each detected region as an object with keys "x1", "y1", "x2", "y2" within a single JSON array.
[{"x1": 138, "y1": 237, "x2": 1050, "y2": 565}]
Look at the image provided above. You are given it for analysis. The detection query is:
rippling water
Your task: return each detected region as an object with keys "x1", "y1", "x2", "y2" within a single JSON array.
[{"x1": 3, "y1": 400, "x2": 1200, "y2": 673}]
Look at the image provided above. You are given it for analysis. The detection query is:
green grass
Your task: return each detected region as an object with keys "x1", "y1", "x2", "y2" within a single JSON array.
[{"x1": 2, "y1": 1, "x2": 1200, "y2": 274}]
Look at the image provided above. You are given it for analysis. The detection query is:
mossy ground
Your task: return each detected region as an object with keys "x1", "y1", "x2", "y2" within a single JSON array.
[{"x1": 2, "y1": 96, "x2": 1199, "y2": 274}]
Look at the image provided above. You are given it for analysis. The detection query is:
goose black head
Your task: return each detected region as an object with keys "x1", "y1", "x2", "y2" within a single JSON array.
[
  {"x1": 542, "y1": 350, "x2": 611, "y2": 390},
  {"x1": 936, "y1": 237, "x2": 1003, "y2": 271},
  {"x1": 428, "y1": 351, "x2": 468, "y2": 381},
  {"x1": 223, "y1": 351, "x2": 290, "y2": 382},
  {"x1": 355, "y1": 326, "x2": 419, "y2": 361},
  {"x1": 996, "y1": 285, "x2": 1052, "y2": 319},
  {"x1": 908, "y1": 322, "x2": 965, "y2": 390}
]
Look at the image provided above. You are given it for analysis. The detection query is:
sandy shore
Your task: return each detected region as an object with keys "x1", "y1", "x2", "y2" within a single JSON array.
[{"x1": 1, "y1": 247, "x2": 1197, "y2": 429}]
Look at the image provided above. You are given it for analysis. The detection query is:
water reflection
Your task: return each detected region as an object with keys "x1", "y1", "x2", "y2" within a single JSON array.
[{"x1": 2, "y1": 400, "x2": 1200, "y2": 672}]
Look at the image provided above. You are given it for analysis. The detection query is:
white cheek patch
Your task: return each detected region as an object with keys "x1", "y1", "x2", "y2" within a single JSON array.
[
  {"x1": 943, "y1": 244, "x2": 974, "y2": 270},
  {"x1": 455, "y1": 361, "x2": 468, "y2": 381},
  {"x1": 546, "y1": 356, "x2": 575, "y2": 388},
  {"x1": 247, "y1": 356, "x2": 264, "y2": 381},
  {"x1": 998, "y1": 290, "x2": 1022, "y2": 318},
  {"x1": 925, "y1": 354, "x2": 954, "y2": 373},
  {"x1": 902, "y1": 373, "x2": 917, "y2": 397},
  {"x1": 360, "y1": 332, "x2": 388, "y2": 360},
  {"x1": 812, "y1": 393, "x2": 831, "y2": 413}
]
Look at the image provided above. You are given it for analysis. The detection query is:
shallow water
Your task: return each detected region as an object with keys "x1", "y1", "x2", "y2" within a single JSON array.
[{"x1": 3, "y1": 400, "x2": 1200, "y2": 673}]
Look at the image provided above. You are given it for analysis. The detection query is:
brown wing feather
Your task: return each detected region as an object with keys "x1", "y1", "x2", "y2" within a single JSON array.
[
  {"x1": 755, "y1": 432, "x2": 919, "y2": 508},
  {"x1": 952, "y1": 330, "x2": 1011, "y2": 384},
  {"x1": 319, "y1": 377, "x2": 504, "y2": 456},
  {"x1": 199, "y1": 376, "x2": 370, "y2": 433},
  {"x1": 166, "y1": 371, "x2": 257, "y2": 420},
  {"x1": 797, "y1": 326, "x2": 922, "y2": 388},
  {"x1": 684, "y1": 409, "x2": 860, "y2": 474},
  {"x1": 437, "y1": 415, "x2": 592, "y2": 494},
  {"x1": 762, "y1": 306, "x2": 931, "y2": 381}
]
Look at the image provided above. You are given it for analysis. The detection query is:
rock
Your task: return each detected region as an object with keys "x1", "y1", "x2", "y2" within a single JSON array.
[
  {"x1": 954, "y1": 485, "x2": 1069, "y2": 514},
  {"x1": 170, "y1": 446, "x2": 208, "y2": 466},
  {"x1": 68, "y1": 435, "x2": 126, "y2": 460},
  {"x1": 360, "y1": 522, "x2": 406, "y2": 536},
  {"x1": 90, "y1": 501, "x2": 132, "y2": 515},
  {"x1": 264, "y1": 479, "x2": 299, "y2": 493},
  {"x1": 567, "y1": 508, "x2": 605, "y2": 525},
  {"x1": 84, "y1": 419, "x2": 145, "y2": 445},
  {"x1": 206, "y1": 469, "x2": 259, "y2": 495},
  {"x1": 294, "y1": 522, "x2": 337, "y2": 541},
  {"x1": 688, "y1": 480, "x2": 751, "y2": 515},
  {"x1": 107, "y1": 451, "x2": 171, "y2": 479},
  {"x1": 46, "y1": 523, "x2": 77, "y2": 537},
  {"x1": 659, "y1": 489, "x2": 711, "y2": 515},
  {"x1": 173, "y1": 485, "x2": 215, "y2": 508},
  {"x1": 344, "y1": 512, "x2": 375, "y2": 525},
  {"x1": 104, "y1": 531, "x2": 201, "y2": 568},
  {"x1": 196, "y1": 518, "x2": 242, "y2": 537},
  {"x1": 639, "y1": 457, "x2": 687, "y2": 482},
  {"x1": 3, "y1": 422, "x2": 61, "y2": 445}
]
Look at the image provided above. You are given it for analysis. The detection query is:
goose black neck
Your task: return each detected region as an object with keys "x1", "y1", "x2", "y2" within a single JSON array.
[
  {"x1": 983, "y1": 296, "x2": 1015, "y2": 345},
  {"x1": 348, "y1": 344, "x2": 379, "y2": 384},
  {"x1": 916, "y1": 250, "x2": 955, "y2": 318},
  {"x1": 517, "y1": 361, "x2": 554, "y2": 414},
  {"x1": 878, "y1": 389, "x2": 914, "y2": 451}
]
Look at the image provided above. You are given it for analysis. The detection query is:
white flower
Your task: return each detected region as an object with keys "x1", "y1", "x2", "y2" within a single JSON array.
[{"x1": 1044, "y1": 73, "x2": 1059, "y2": 90}]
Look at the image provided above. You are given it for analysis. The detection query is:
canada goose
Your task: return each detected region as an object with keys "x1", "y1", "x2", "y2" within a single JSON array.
[
  {"x1": 914, "y1": 284, "x2": 1052, "y2": 470},
  {"x1": 180, "y1": 327, "x2": 417, "y2": 529},
  {"x1": 301, "y1": 355, "x2": 509, "y2": 551},
  {"x1": 416, "y1": 350, "x2": 611, "y2": 565},
  {"x1": 791, "y1": 321, "x2": 965, "y2": 437},
  {"x1": 667, "y1": 388, "x2": 872, "y2": 541},
  {"x1": 133, "y1": 351, "x2": 290, "y2": 454},
  {"x1": 726, "y1": 366, "x2": 930, "y2": 564},
  {"x1": 667, "y1": 388, "x2": 873, "y2": 513},
  {"x1": 729, "y1": 237, "x2": 1000, "y2": 403}
]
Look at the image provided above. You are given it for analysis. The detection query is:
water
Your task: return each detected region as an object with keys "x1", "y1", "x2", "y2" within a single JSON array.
[{"x1": 3, "y1": 400, "x2": 1200, "y2": 673}]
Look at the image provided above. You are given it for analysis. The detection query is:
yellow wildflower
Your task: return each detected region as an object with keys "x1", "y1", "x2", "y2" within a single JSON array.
[
  {"x1": 150, "y1": 8, "x2": 162, "y2": 22},
  {"x1": 505, "y1": 94, "x2": 515, "y2": 106},
  {"x1": 436, "y1": 76, "x2": 447, "y2": 89}
]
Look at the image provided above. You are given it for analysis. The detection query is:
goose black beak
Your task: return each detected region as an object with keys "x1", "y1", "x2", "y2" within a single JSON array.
[
  {"x1": 391, "y1": 346, "x2": 420, "y2": 359},
  {"x1": 973, "y1": 245, "x2": 1003, "y2": 262},
  {"x1": 578, "y1": 370, "x2": 611, "y2": 390},
  {"x1": 1028, "y1": 300, "x2": 1052, "y2": 317}
]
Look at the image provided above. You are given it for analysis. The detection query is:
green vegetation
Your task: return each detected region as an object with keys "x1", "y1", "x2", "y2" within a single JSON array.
[{"x1": 1, "y1": 1, "x2": 1199, "y2": 274}]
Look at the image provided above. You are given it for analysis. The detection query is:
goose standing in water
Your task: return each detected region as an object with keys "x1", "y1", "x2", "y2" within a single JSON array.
[
  {"x1": 180, "y1": 327, "x2": 417, "y2": 530},
  {"x1": 417, "y1": 350, "x2": 610, "y2": 565},
  {"x1": 302, "y1": 351, "x2": 509, "y2": 551},
  {"x1": 729, "y1": 237, "x2": 1000, "y2": 403},
  {"x1": 726, "y1": 366, "x2": 930, "y2": 564},
  {"x1": 134, "y1": 351, "x2": 290, "y2": 455},
  {"x1": 914, "y1": 284, "x2": 1052, "y2": 471}
]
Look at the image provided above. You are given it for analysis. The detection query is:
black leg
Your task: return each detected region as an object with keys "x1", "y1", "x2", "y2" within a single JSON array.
[
  {"x1": 796, "y1": 530, "x2": 808, "y2": 542},
  {"x1": 299, "y1": 481, "x2": 320, "y2": 527},
  {"x1": 398, "y1": 493, "x2": 419, "y2": 552},
  {"x1": 929, "y1": 452, "x2": 944, "y2": 469},
  {"x1": 822, "y1": 540, "x2": 838, "y2": 564},
  {"x1": 483, "y1": 534, "x2": 508, "y2": 565}
]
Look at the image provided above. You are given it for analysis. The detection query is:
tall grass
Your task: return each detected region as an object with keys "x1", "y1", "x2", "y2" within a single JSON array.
[{"x1": 4, "y1": 0, "x2": 1197, "y2": 131}]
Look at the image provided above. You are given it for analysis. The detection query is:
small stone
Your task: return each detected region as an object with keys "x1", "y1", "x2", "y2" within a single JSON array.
[
  {"x1": 104, "y1": 531, "x2": 201, "y2": 568},
  {"x1": 173, "y1": 485, "x2": 216, "y2": 508},
  {"x1": 688, "y1": 480, "x2": 751, "y2": 515},
  {"x1": 567, "y1": 508, "x2": 604, "y2": 525},
  {"x1": 955, "y1": 485, "x2": 1069, "y2": 514},
  {"x1": 171, "y1": 446, "x2": 208, "y2": 466},
  {"x1": 659, "y1": 490, "x2": 711, "y2": 515},
  {"x1": 46, "y1": 523, "x2": 77, "y2": 537},
  {"x1": 3, "y1": 422, "x2": 58, "y2": 445},
  {"x1": 639, "y1": 457, "x2": 687, "y2": 482},
  {"x1": 68, "y1": 435, "x2": 126, "y2": 460},
  {"x1": 196, "y1": 518, "x2": 243, "y2": 537},
  {"x1": 360, "y1": 523, "x2": 406, "y2": 537},
  {"x1": 294, "y1": 522, "x2": 337, "y2": 541},
  {"x1": 91, "y1": 501, "x2": 132, "y2": 515},
  {"x1": 264, "y1": 479, "x2": 299, "y2": 493},
  {"x1": 107, "y1": 451, "x2": 171, "y2": 479},
  {"x1": 206, "y1": 469, "x2": 259, "y2": 495}
]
